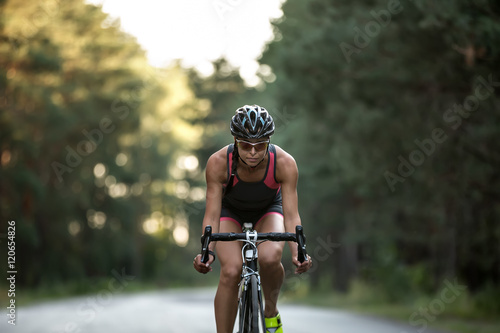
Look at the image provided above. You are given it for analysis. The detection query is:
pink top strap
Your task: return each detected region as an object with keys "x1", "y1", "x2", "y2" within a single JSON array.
[
  {"x1": 226, "y1": 144, "x2": 280, "y2": 189},
  {"x1": 264, "y1": 150, "x2": 280, "y2": 190}
]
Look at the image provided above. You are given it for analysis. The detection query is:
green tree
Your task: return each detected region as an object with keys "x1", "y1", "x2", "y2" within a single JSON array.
[
  {"x1": 260, "y1": 0, "x2": 500, "y2": 308},
  {"x1": 0, "y1": 0, "x2": 209, "y2": 291}
]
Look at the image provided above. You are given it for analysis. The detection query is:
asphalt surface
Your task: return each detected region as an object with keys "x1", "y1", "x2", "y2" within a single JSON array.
[{"x1": 1, "y1": 288, "x2": 452, "y2": 333}]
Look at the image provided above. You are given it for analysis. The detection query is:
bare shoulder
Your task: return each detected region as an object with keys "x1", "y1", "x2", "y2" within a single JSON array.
[
  {"x1": 273, "y1": 145, "x2": 298, "y2": 182},
  {"x1": 206, "y1": 145, "x2": 230, "y2": 184},
  {"x1": 274, "y1": 145, "x2": 298, "y2": 168}
]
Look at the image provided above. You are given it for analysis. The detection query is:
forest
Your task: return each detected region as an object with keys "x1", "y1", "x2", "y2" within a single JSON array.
[{"x1": 1, "y1": 0, "x2": 499, "y2": 324}]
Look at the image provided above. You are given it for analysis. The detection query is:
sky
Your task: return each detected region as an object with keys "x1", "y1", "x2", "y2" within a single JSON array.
[{"x1": 86, "y1": 0, "x2": 285, "y2": 85}]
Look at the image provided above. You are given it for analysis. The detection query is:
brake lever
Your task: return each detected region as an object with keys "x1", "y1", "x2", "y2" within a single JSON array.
[
  {"x1": 295, "y1": 225, "x2": 308, "y2": 263},
  {"x1": 200, "y1": 225, "x2": 212, "y2": 264}
]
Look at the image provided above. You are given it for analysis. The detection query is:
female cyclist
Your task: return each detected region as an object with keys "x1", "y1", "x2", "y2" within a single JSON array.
[{"x1": 193, "y1": 105, "x2": 313, "y2": 333}]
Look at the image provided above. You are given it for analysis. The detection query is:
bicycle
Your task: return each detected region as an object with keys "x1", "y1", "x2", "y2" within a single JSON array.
[{"x1": 200, "y1": 223, "x2": 308, "y2": 333}]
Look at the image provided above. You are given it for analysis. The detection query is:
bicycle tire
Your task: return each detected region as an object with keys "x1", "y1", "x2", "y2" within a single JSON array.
[
  {"x1": 239, "y1": 281, "x2": 252, "y2": 333},
  {"x1": 251, "y1": 275, "x2": 266, "y2": 333}
]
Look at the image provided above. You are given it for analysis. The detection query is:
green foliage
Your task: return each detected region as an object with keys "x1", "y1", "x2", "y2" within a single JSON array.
[
  {"x1": 255, "y1": 0, "x2": 500, "y2": 313},
  {"x1": 0, "y1": 0, "x2": 208, "y2": 290},
  {"x1": 473, "y1": 282, "x2": 500, "y2": 317},
  {"x1": 2, "y1": 0, "x2": 500, "y2": 318}
]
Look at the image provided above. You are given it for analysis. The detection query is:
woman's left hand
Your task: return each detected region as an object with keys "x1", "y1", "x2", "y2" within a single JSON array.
[{"x1": 292, "y1": 255, "x2": 313, "y2": 274}]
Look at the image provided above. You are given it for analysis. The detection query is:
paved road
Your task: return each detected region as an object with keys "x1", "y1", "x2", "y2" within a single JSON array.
[{"x1": 1, "y1": 288, "x2": 451, "y2": 333}]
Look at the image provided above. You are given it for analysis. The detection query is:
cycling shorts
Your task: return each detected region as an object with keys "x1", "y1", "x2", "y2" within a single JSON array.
[{"x1": 220, "y1": 203, "x2": 283, "y2": 230}]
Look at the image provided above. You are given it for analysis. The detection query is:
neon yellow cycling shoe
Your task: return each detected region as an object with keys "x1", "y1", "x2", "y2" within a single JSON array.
[{"x1": 265, "y1": 313, "x2": 283, "y2": 333}]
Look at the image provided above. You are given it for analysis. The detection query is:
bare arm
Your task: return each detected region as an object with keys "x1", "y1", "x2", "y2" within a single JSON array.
[
  {"x1": 275, "y1": 146, "x2": 313, "y2": 274},
  {"x1": 193, "y1": 147, "x2": 227, "y2": 274},
  {"x1": 202, "y1": 152, "x2": 226, "y2": 235}
]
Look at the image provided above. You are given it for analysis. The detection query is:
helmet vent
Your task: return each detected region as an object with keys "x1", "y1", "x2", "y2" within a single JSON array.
[
  {"x1": 248, "y1": 109, "x2": 258, "y2": 130},
  {"x1": 230, "y1": 105, "x2": 275, "y2": 139}
]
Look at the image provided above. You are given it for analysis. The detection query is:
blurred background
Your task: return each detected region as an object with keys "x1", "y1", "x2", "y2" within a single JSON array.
[{"x1": 1, "y1": 0, "x2": 499, "y2": 331}]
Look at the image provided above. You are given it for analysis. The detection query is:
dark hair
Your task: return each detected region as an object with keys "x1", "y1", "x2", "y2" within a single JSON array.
[{"x1": 223, "y1": 143, "x2": 239, "y2": 196}]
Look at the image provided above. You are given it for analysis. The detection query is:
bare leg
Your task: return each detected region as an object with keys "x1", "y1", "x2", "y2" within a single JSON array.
[
  {"x1": 214, "y1": 220, "x2": 243, "y2": 333},
  {"x1": 255, "y1": 214, "x2": 285, "y2": 317}
]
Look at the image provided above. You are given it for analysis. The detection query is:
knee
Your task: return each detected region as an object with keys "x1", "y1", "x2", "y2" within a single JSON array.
[
  {"x1": 258, "y1": 249, "x2": 283, "y2": 270},
  {"x1": 220, "y1": 265, "x2": 242, "y2": 286}
]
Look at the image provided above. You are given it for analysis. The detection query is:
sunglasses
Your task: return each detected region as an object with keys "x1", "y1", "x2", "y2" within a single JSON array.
[{"x1": 235, "y1": 139, "x2": 270, "y2": 152}]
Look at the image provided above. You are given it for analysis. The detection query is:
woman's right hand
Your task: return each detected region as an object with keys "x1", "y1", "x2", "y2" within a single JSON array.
[{"x1": 193, "y1": 253, "x2": 214, "y2": 274}]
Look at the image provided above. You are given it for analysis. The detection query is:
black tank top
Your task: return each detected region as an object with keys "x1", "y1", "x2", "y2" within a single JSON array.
[{"x1": 222, "y1": 144, "x2": 282, "y2": 213}]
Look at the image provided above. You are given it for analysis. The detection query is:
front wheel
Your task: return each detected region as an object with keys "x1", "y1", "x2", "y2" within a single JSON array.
[
  {"x1": 238, "y1": 279, "x2": 252, "y2": 333},
  {"x1": 251, "y1": 275, "x2": 266, "y2": 333}
]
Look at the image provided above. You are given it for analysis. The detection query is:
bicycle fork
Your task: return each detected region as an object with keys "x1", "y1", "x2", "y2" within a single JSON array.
[{"x1": 239, "y1": 244, "x2": 259, "y2": 298}]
